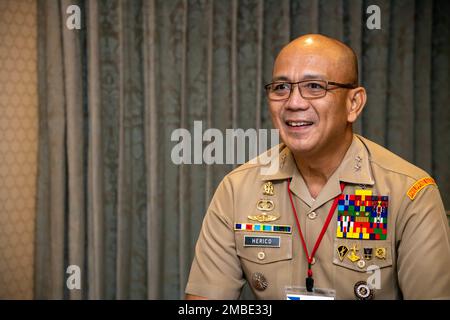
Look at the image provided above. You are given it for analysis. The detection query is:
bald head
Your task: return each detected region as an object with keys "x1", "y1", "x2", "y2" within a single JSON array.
[
  {"x1": 274, "y1": 34, "x2": 359, "y2": 85},
  {"x1": 268, "y1": 34, "x2": 367, "y2": 160}
]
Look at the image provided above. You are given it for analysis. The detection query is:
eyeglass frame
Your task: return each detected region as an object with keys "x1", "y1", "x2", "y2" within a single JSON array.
[{"x1": 264, "y1": 79, "x2": 358, "y2": 100}]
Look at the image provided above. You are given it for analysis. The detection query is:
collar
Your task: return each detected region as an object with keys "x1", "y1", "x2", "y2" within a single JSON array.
[
  {"x1": 261, "y1": 134, "x2": 374, "y2": 211},
  {"x1": 260, "y1": 143, "x2": 297, "y2": 182}
]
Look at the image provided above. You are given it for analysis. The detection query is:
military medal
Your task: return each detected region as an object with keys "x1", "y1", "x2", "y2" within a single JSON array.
[
  {"x1": 234, "y1": 223, "x2": 291, "y2": 234},
  {"x1": 252, "y1": 272, "x2": 268, "y2": 291},
  {"x1": 336, "y1": 190, "x2": 389, "y2": 241},
  {"x1": 354, "y1": 281, "x2": 374, "y2": 300},
  {"x1": 288, "y1": 179, "x2": 346, "y2": 292}
]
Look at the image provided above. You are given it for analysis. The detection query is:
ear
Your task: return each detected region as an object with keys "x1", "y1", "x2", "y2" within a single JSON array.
[{"x1": 346, "y1": 87, "x2": 367, "y2": 123}]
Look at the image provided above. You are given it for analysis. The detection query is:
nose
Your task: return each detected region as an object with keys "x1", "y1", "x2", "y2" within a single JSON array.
[{"x1": 285, "y1": 83, "x2": 310, "y2": 111}]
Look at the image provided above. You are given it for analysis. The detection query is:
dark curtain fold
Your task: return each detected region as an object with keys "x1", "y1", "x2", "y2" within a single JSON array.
[{"x1": 35, "y1": 0, "x2": 450, "y2": 299}]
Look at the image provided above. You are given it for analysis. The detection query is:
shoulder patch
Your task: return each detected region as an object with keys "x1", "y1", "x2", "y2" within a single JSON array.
[{"x1": 407, "y1": 177, "x2": 436, "y2": 200}]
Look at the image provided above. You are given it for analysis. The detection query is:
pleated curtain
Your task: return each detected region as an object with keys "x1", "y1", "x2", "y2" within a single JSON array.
[{"x1": 35, "y1": 0, "x2": 449, "y2": 299}]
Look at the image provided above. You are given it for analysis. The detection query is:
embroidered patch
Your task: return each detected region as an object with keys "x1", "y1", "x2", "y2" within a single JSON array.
[
  {"x1": 336, "y1": 194, "x2": 388, "y2": 240},
  {"x1": 407, "y1": 177, "x2": 436, "y2": 200},
  {"x1": 234, "y1": 223, "x2": 291, "y2": 234}
]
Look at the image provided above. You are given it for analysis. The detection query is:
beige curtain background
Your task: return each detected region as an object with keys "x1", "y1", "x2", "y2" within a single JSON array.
[{"x1": 35, "y1": 0, "x2": 449, "y2": 299}]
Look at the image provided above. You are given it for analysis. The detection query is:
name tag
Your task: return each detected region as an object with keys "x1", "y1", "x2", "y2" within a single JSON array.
[
  {"x1": 244, "y1": 235, "x2": 280, "y2": 248},
  {"x1": 285, "y1": 286, "x2": 336, "y2": 300},
  {"x1": 286, "y1": 294, "x2": 335, "y2": 300}
]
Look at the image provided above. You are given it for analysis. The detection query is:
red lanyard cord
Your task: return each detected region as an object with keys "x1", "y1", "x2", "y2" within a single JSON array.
[{"x1": 287, "y1": 179, "x2": 345, "y2": 279}]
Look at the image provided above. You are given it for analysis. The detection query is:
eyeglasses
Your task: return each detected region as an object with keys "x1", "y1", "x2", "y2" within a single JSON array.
[{"x1": 264, "y1": 79, "x2": 357, "y2": 101}]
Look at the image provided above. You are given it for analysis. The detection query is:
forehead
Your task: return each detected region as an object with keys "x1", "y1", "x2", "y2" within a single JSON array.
[{"x1": 273, "y1": 47, "x2": 342, "y2": 81}]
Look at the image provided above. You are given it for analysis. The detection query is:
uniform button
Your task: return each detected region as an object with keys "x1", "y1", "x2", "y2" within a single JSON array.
[
  {"x1": 311, "y1": 257, "x2": 316, "y2": 265},
  {"x1": 308, "y1": 211, "x2": 317, "y2": 220},
  {"x1": 257, "y1": 251, "x2": 266, "y2": 260}
]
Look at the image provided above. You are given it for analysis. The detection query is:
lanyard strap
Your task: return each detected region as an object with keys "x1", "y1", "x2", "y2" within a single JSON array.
[{"x1": 287, "y1": 179, "x2": 345, "y2": 280}]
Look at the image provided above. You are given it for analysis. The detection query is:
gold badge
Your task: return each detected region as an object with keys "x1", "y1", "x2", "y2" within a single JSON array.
[
  {"x1": 337, "y1": 245, "x2": 349, "y2": 261},
  {"x1": 263, "y1": 181, "x2": 274, "y2": 196},
  {"x1": 256, "y1": 199, "x2": 274, "y2": 211},
  {"x1": 248, "y1": 213, "x2": 279, "y2": 223},
  {"x1": 375, "y1": 247, "x2": 386, "y2": 259},
  {"x1": 347, "y1": 244, "x2": 360, "y2": 262}
]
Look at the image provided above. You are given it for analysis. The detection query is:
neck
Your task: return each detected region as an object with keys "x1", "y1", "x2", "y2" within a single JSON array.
[{"x1": 294, "y1": 131, "x2": 353, "y2": 198}]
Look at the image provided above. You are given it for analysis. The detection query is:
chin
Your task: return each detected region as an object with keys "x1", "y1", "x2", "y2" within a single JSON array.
[{"x1": 282, "y1": 136, "x2": 317, "y2": 156}]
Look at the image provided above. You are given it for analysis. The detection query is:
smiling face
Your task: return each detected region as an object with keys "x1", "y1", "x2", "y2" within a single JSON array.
[{"x1": 268, "y1": 35, "x2": 364, "y2": 159}]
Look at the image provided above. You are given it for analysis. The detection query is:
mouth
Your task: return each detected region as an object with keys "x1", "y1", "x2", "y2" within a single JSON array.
[{"x1": 285, "y1": 120, "x2": 314, "y2": 128}]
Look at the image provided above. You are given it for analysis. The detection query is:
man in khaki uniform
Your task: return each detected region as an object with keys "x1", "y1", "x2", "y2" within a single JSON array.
[{"x1": 185, "y1": 34, "x2": 450, "y2": 300}]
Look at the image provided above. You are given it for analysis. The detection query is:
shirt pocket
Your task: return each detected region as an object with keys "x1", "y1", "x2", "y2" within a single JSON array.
[
  {"x1": 235, "y1": 232, "x2": 292, "y2": 264},
  {"x1": 332, "y1": 239, "x2": 393, "y2": 272}
]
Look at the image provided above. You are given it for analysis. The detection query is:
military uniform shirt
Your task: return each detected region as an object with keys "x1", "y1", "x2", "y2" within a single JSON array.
[{"x1": 185, "y1": 134, "x2": 450, "y2": 299}]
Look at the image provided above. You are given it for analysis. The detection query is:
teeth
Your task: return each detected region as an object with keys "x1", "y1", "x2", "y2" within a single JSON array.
[{"x1": 287, "y1": 121, "x2": 313, "y2": 127}]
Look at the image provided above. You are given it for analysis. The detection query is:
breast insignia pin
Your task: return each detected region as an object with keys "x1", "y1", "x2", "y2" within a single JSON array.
[
  {"x1": 256, "y1": 199, "x2": 275, "y2": 212},
  {"x1": 347, "y1": 244, "x2": 361, "y2": 262},
  {"x1": 263, "y1": 181, "x2": 274, "y2": 196},
  {"x1": 375, "y1": 247, "x2": 386, "y2": 259},
  {"x1": 364, "y1": 248, "x2": 373, "y2": 260},
  {"x1": 248, "y1": 213, "x2": 280, "y2": 223},
  {"x1": 337, "y1": 245, "x2": 349, "y2": 261}
]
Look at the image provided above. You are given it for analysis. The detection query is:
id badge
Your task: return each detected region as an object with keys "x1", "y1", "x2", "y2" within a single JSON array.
[{"x1": 285, "y1": 286, "x2": 336, "y2": 300}]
